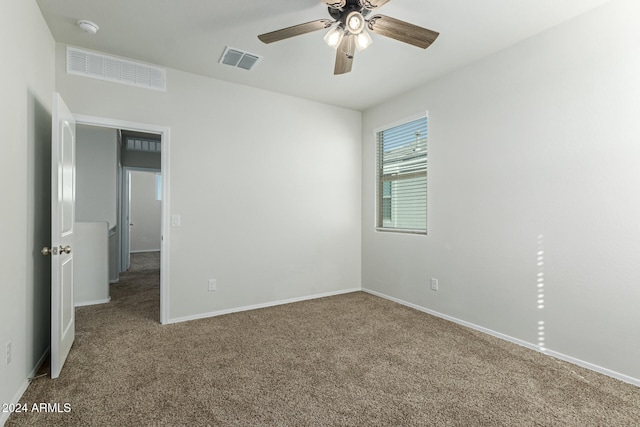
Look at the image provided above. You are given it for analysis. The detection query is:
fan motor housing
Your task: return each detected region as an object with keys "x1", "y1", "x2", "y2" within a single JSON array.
[{"x1": 328, "y1": 0, "x2": 370, "y2": 21}]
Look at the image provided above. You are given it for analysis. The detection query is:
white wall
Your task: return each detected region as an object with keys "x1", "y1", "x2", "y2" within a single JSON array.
[
  {"x1": 56, "y1": 47, "x2": 362, "y2": 321},
  {"x1": 362, "y1": 0, "x2": 640, "y2": 383},
  {"x1": 130, "y1": 170, "x2": 161, "y2": 252},
  {"x1": 0, "y1": 0, "x2": 55, "y2": 423},
  {"x1": 74, "y1": 222, "x2": 110, "y2": 306},
  {"x1": 3, "y1": 2, "x2": 635, "y2": 421},
  {"x1": 76, "y1": 125, "x2": 118, "y2": 227}
]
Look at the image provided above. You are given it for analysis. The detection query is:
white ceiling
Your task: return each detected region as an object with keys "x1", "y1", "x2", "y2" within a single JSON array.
[{"x1": 36, "y1": 0, "x2": 611, "y2": 111}]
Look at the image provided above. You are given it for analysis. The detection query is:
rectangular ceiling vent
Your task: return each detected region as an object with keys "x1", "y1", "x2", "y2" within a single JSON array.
[
  {"x1": 67, "y1": 46, "x2": 166, "y2": 92},
  {"x1": 219, "y1": 47, "x2": 261, "y2": 71}
]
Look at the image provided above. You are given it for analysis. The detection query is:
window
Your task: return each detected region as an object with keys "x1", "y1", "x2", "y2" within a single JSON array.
[
  {"x1": 376, "y1": 115, "x2": 428, "y2": 233},
  {"x1": 124, "y1": 136, "x2": 161, "y2": 153}
]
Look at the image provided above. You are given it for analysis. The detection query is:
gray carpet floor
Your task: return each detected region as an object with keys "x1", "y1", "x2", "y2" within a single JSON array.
[
  {"x1": 7, "y1": 253, "x2": 640, "y2": 426},
  {"x1": 128, "y1": 251, "x2": 161, "y2": 272}
]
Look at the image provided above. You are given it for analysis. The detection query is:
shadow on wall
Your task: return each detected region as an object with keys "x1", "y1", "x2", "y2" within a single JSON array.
[{"x1": 27, "y1": 90, "x2": 52, "y2": 364}]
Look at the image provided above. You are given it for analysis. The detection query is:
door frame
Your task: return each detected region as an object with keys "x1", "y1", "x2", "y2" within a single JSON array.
[
  {"x1": 75, "y1": 114, "x2": 170, "y2": 325},
  {"x1": 121, "y1": 166, "x2": 161, "y2": 272}
]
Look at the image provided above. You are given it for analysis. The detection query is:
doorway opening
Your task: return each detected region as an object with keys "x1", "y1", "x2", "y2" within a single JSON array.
[
  {"x1": 122, "y1": 169, "x2": 162, "y2": 272},
  {"x1": 75, "y1": 115, "x2": 169, "y2": 324}
]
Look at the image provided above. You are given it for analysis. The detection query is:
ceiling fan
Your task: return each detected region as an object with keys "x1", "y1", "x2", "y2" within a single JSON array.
[{"x1": 257, "y1": 0, "x2": 439, "y2": 75}]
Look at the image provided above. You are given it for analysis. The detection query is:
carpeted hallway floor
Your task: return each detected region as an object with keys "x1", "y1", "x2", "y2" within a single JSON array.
[
  {"x1": 128, "y1": 251, "x2": 161, "y2": 273},
  {"x1": 6, "y1": 252, "x2": 640, "y2": 426}
]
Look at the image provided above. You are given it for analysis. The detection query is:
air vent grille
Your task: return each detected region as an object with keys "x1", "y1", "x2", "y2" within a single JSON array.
[
  {"x1": 67, "y1": 47, "x2": 166, "y2": 92},
  {"x1": 220, "y1": 47, "x2": 261, "y2": 71}
]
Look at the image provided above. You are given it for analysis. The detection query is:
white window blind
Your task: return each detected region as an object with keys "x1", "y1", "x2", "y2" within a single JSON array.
[{"x1": 376, "y1": 115, "x2": 428, "y2": 233}]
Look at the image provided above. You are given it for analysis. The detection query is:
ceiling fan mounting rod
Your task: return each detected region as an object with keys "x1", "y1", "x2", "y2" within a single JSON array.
[
  {"x1": 328, "y1": 0, "x2": 370, "y2": 24},
  {"x1": 324, "y1": 0, "x2": 386, "y2": 11},
  {"x1": 323, "y1": 0, "x2": 362, "y2": 11}
]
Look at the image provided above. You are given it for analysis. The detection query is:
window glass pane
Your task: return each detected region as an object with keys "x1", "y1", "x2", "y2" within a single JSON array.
[
  {"x1": 376, "y1": 115, "x2": 427, "y2": 233},
  {"x1": 382, "y1": 181, "x2": 392, "y2": 223},
  {"x1": 124, "y1": 137, "x2": 161, "y2": 153}
]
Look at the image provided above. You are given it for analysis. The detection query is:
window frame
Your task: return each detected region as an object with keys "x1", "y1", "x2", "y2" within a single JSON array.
[{"x1": 374, "y1": 112, "x2": 428, "y2": 235}]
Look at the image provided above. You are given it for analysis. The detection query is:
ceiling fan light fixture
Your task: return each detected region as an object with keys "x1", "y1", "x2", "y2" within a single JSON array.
[
  {"x1": 355, "y1": 30, "x2": 372, "y2": 51},
  {"x1": 345, "y1": 11, "x2": 365, "y2": 34},
  {"x1": 324, "y1": 25, "x2": 344, "y2": 49},
  {"x1": 257, "y1": 1, "x2": 439, "y2": 75}
]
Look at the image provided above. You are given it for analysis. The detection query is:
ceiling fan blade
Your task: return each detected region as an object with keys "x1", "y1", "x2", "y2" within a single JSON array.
[
  {"x1": 367, "y1": 15, "x2": 439, "y2": 49},
  {"x1": 322, "y1": 0, "x2": 346, "y2": 9},
  {"x1": 334, "y1": 35, "x2": 356, "y2": 75},
  {"x1": 258, "y1": 19, "x2": 333, "y2": 44},
  {"x1": 359, "y1": 0, "x2": 390, "y2": 10}
]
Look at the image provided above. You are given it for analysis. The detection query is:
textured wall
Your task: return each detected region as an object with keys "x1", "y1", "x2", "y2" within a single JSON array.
[
  {"x1": 0, "y1": 0, "x2": 55, "y2": 422},
  {"x1": 76, "y1": 125, "x2": 118, "y2": 227},
  {"x1": 56, "y1": 45, "x2": 362, "y2": 321},
  {"x1": 362, "y1": 0, "x2": 640, "y2": 383}
]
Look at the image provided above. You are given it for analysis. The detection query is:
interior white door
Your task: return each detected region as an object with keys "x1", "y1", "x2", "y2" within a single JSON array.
[{"x1": 50, "y1": 93, "x2": 76, "y2": 379}]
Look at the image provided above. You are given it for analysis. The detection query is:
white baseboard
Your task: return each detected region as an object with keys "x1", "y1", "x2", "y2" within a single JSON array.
[
  {"x1": 75, "y1": 297, "x2": 111, "y2": 307},
  {"x1": 1, "y1": 347, "x2": 49, "y2": 427},
  {"x1": 362, "y1": 288, "x2": 640, "y2": 388},
  {"x1": 166, "y1": 288, "x2": 361, "y2": 325}
]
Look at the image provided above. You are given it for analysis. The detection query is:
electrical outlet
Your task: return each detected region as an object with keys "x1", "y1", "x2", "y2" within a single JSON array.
[
  {"x1": 208, "y1": 279, "x2": 217, "y2": 291},
  {"x1": 430, "y1": 278, "x2": 439, "y2": 291},
  {"x1": 6, "y1": 341, "x2": 12, "y2": 366}
]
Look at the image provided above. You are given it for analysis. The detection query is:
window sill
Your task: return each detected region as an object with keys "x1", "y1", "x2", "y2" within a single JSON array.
[{"x1": 376, "y1": 227, "x2": 427, "y2": 235}]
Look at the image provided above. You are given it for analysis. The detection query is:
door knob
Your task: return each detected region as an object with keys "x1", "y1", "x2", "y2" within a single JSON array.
[
  {"x1": 60, "y1": 245, "x2": 72, "y2": 254},
  {"x1": 41, "y1": 246, "x2": 59, "y2": 256}
]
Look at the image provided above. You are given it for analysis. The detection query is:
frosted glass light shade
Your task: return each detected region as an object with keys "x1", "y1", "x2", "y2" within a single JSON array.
[
  {"x1": 355, "y1": 30, "x2": 373, "y2": 51},
  {"x1": 324, "y1": 26, "x2": 344, "y2": 49}
]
